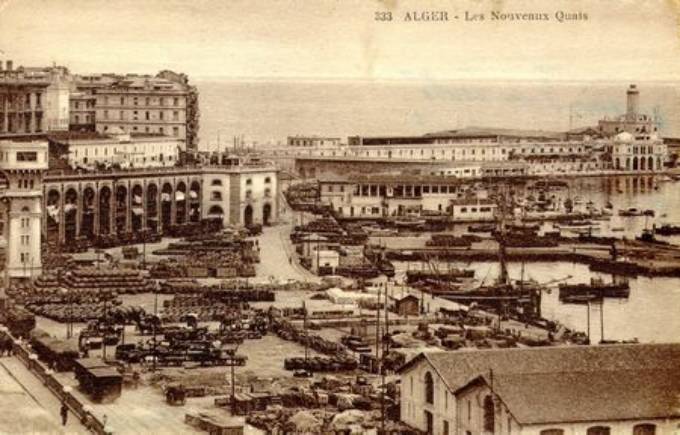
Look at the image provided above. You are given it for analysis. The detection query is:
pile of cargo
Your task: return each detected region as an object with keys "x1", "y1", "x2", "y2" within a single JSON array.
[
  {"x1": 272, "y1": 319, "x2": 346, "y2": 356},
  {"x1": 502, "y1": 234, "x2": 559, "y2": 248},
  {"x1": 283, "y1": 355, "x2": 358, "y2": 372},
  {"x1": 27, "y1": 301, "x2": 123, "y2": 322},
  {"x1": 426, "y1": 234, "x2": 481, "y2": 247},
  {"x1": 63, "y1": 267, "x2": 155, "y2": 294},
  {"x1": 0, "y1": 304, "x2": 35, "y2": 337},
  {"x1": 285, "y1": 182, "x2": 321, "y2": 212}
]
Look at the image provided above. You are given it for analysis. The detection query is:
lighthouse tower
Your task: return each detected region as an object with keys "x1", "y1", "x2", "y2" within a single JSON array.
[
  {"x1": 0, "y1": 139, "x2": 48, "y2": 284},
  {"x1": 626, "y1": 84, "x2": 640, "y2": 122}
]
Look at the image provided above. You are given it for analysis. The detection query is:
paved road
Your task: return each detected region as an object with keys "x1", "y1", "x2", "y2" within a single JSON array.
[
  {"x1": 0, "y1": 356, "x2": 88, "y2": 434},
  {"x1": 255, "y1": 222, "x2": 319, "y2": 283}
]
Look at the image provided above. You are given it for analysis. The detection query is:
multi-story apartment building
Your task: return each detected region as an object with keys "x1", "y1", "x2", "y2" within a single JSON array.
[
  {"x1": 0, "y1": 60, "x2": 70, "y2": 135},
  {"x1": 86, "y1": 74, "x2": 197, "y2": 149},
  {"x1": 68, "y1": 91, "x2": 96, "y2": 131}
]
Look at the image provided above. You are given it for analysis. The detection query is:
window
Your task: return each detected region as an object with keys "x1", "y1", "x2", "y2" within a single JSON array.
[
  {"x1": 245, "y1": 190, "x2": 252, "y2": 199},
  {"x1": 246, "y1": 178, "x2": 252, "y2": 186},
  {"x1": 173, "y1": 97, "x2": 179, "y2": 106},
  {"x1": 145, "y1": 111, "x2": 150, "y2": 120},
  {"x1": 586, "y1": 427, "x2": 610, "y2": 435},
  {"x1": 633, "y1": 424, "x2": 656, "y2": 435},
  {"x1": 210, "y1": 191, "x2": 222, "y2": 201},
  {"x1": 120, "y1": 97, "x2": 124, "y2": 105},
  {"x1": 539, "y1": 430, "x2": 564, "y2": 435},
  {"x1": 424, "y1": 371, "x2": 434, "y2": 404},
  {"x1": 173, "y1": 127, "x2": 179, "y2": 136},
  {"x1": 173, "y1": 111, "x2": 179, "y2": 120},
  {"x1": 159, "y1": 111, "x2": 164, "y2": 120},
  {"x1": 119, "y1": 110, "x2": 124, "y2": 120},
  {"x1": 264, "y1": 177, "x2": 271, "y2": 184},
  {"x1": 211, "y1": 179, "x2": 222, "y2": 186},
  {"x1": 145, "y1": 97, "x2": 150, "y2": 105},
  {"x1": 264, "y1": 188, "x2": 271, "y2": 197},
  {"x1": 16, "y1": 152, "x2": 37, "y2": 162},
  {"x1": 104, "y1": 110, "x2": 109, "y2": 119},
  {"x1": 133, "y1": 97, "x2": 138, "y2": 105}
]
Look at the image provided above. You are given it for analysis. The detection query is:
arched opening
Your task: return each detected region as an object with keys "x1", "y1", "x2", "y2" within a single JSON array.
[
  {"x1": 243, "y1": 205, "x2": 253, "y2": 227},
  {"x1": 483, "y1": 395, "x2": 495, "y2": 432},
  {"x1": 640, "y1": 156, "x2": 646, "y2": 170},
  {"x1": 189, "y1": 181, "x2": 201, "y2": 223},
  {"x1": 208, "y1": 205, "x2": 224, "y2": 218},
  {"x1": 626, "y1": 157, "x2": 631, "y2": 171},
  {"x1": 81, "y1": 187, "x2": 95, "y2": 238},
  {"x1": 161, "y1": 182, "x2": 173, "y2": 229},
  {"x1": 424, "y1": 371, "x2": 434, "y2": 404},
  {"x1": 131, "y1": 184, "x2": 144, "y2": 233},
  {"x1": 648, "y1": 156, "x2": 654, "y2": 172},
  {"x1": 540, "y1": 430, "x2": 564, "y2": 435},
  {"x1": 99, "y1": 186, "x2": 112, "y2": 235},
  {"x1": 262, "y1": 203, "x2": 272, "y2": 226},
  {"x1": 146, "y1": 183, "x2": 159, "y2": 233},
  {"x1": 46, "y1": 189, "x2": 61, "y2": 245},
  {"x1": 633, "y1": 424, "x2": 656, "y2": 435},
  {"x1": 632, "y1": 156, "x2": 638, "y2": 171},
  {"x1": 64, "y1": 188, "x2": 78, "y2": 243},
  {"x1": 586, "y1": 426, "x2": 610, "y2": 435},
  {"x1": 615, "y1": 157, "x2": 620, "y2": 170},
  {"x1": 657, "y1": 157, "x2": 662, "y2": 170},
  {"x1": 115, "y1": 185, "x2": 128, "y2": 236},
  {"x1": 175, "y1": 181, "x2": 187, "y2": 224}
]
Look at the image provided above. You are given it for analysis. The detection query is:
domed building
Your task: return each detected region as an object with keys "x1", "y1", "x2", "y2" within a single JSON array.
[{"x1": 611, "y1": 131, "x2": 666, "y2": 172}]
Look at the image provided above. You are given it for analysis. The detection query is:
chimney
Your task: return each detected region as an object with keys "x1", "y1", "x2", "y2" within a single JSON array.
[{"x1": 6, "y1": 60, "x2": 13, "y2": 71}]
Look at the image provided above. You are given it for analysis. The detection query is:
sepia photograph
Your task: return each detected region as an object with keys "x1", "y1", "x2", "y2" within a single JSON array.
[{"x1": 0, "y1": 0, "x2": 679, "y2": 433}]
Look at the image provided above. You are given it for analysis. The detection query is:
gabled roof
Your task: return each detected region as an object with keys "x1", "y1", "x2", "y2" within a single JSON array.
[
  {"x1": 458, "y1": 368, "x2": 680, "y2": 424},
  {"x1": 399, "y1": 344, "x2": 680, "y2": 424}
]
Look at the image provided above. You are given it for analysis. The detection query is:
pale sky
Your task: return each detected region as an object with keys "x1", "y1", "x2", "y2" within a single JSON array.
[{"x1": 1, "y1": 0, "x2": 679, "y2": 81}]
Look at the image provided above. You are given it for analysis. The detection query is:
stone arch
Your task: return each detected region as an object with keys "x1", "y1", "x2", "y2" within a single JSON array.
[
  {"x1": 208, "y1": 205, "x2": 224, "y2": 218},
  {"x1": 657, "y1": 157, "x2": 662, "y2": 170},
  {"x1": 632, "y1": 156, "x2": 638, "y2": 171},
  {"x1": 615, "y1": 157, "x2": 620, "y2": 170},
  {"x1": 262, "y1": 203, "x2": 272, "y2": 226},
  {"x1": 648, "y1": 156, "x2": 654, "y2": 172},
  {"x1": 626, "y1": 157, "x2": 631, "y2": 171},
  {"x1": 81, "y1": 186, "x2": 96, "y2": 238},
  {"x1": 99, "y1": 186, "x2": 112, "y2": 235},
  {"x1": 45, "y1": 189, "x2": 61, "y2": 244},
  {"x1": 640, "y1": 156, "x2": 646, "y2": 170},
  {"x1": 189, "y1": 180, "x2": 201, "y2": 223},
  {"x1": 146, "y1": 183, "x2": 159, "y2": 232},
  {"x1": 161, "y1": 182, "x2": 173, "y2": 229},
  {"x1": 64, "y1": 187, "x2": 78, "y2": 242},
  {"x1": 115, "y1": 184, "x2": 128, "y2": 235},
  {"x1": 175, "y1": 181, "x2": 187, "y2": 224},
  {"x1": 131, "y1": 184, "x2": 144, "y2": 233},
  {"x1": 244, "y1": 204, "x2": 254, "y2": 227}
]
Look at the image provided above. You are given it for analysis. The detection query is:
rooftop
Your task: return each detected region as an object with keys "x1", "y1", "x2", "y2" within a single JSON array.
[
  {"x1": 319, "y1": 173, "x2": 462, "y2": 185},
  {"x1": 401, "y1": 343, "x2": 680, "y2": 424}
]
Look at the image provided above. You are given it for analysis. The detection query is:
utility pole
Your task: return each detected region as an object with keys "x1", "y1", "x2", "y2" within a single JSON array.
[
  {"x1": 600, "y1": 299, "x2": 605, "y2": 343},
  {"x1": 375, "y1": 286, "x2": 380, "y2": 374},
  {"x1": 586, "y1": 301, "x2": 591, "y2": 344},
  {"x1": 381, "y1": 281, "x2": 388, "y2": 433},
  {"x1": 152, "y1": 282, "x2": 158, "y2": 372}
]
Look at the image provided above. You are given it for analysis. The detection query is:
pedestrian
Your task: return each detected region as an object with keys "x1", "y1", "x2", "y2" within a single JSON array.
[
  {"x1": 288, "y1": 256, "x2": 292, "y2": 265},
  {"x1": 60, "y1": 402, "x2": 68, "y2": 426}
]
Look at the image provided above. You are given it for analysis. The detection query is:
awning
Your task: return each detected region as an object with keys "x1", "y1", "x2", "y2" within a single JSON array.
[
  {"x1": 132, "y1": 207, "x2": 144, "y2": 216},
  {"x1": 133, "y1": 195, "x2": 142, "y2": 205},
  {"x1": 161, "y1": 193, "x2": 171, "y2": 202},
  {"x1": 189, "y1": 191, "x2": 198, "y2": 199},
  {"x1": 64, "y1": 203, "x2": 77, "y2": 213},
  {"x1": 175, "y1": 191, "x2": 185, "y2": 201}
]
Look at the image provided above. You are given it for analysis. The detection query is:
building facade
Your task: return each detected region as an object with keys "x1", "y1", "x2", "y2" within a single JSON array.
[
  {"x1": 399, "y1": 345, "x2": 680, "y2": 435},
  {"x1": 50, "y1": 129, "x2": 182, "y2": 170},
  {"x1": 0, "y1": 140, "x2": 48, "y2": 279},
  {"x1": 0, "y1": 60, "x2": 71, "y2": 136},
  {"x1": 69, "y1": 91, "x2": 96, "y2": 131},
  {"x1": 42, "y1": 160, "x2": 278, "y2": 246},
  {"x1": 287, "y1": 136, "x2": 341, "y2": 147},
  {"x1": 598, "y1": 84, "x2": 657, "y2": 138},
  {"x1": 319, "y1": 174, "x2": 485, "y2": 219},
  {"x1": 611, "y1": 132, "x2": 666, "y2": 172}
]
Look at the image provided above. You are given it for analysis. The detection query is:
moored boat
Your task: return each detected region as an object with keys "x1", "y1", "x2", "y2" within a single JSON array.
[{"x1": 559, "y1": 277, "x2": 630, "y2": 300}]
